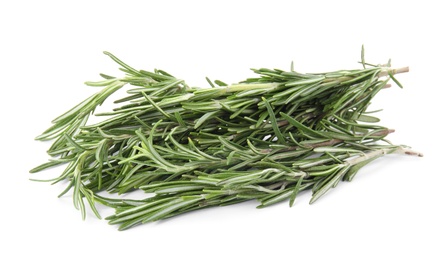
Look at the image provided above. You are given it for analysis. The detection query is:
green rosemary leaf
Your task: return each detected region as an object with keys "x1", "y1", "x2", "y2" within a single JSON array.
[
  {"x1": 361, "y1": 45, "x2": 366, "y2": 69},
  {"x1": 263, "y1": 97, "x2": 286, "y2": 144},
  {"x1": 113, "y1": 197, "x2": 174, "y2": 219},
  {"x1": 280, "y1": 112, "x2": 328, "y2": 139},
  {"x1": 108, "y1": 199, "x2": 176, "y2": 225},
  {"x1": 218, "y1": 136, "x2": 245, "y2": 152},
  {"x1": 344, "y1": 154, "x2": 382, "y2": 182},
  {"x1": 29, "y1": 160, "x2": 66, "y2": 173},
  {"x1": 153, "y1": 184, "x2": 205, "y2": 194},
  {"x1": 388, "y1": 72, "x2": 404, "y2": 88},
  {"x1": 50, "y1": 95, "x2": 96, "y2": 124},
  {"x1": 308, "y1": 165, "x2": 343, "y2": 177},
  {"x1": 136, "y1": 123, "x2": 176, "y2": 169},
  {"x1": 63, "y1": 133, "x2": 86, "y2": 152},
  {"x1": 289, "y1": 175, "x2": 304, "y2": 207},
  {"x1": 81, "y1": 186, "x2": 102, "y2": 219},
  {"x1": 285, "y1": 76, "x2": 325, "y2": 87},
  {"x1": 100, "y1": 73, "x2": 115, "y2": 80},
  {"x1": 103, "y1": 51, "x2": 142, "y2": 76},
  {"x1": 309, "y1": 166, "x2": 350, "y2": 204},
  {"x1": 194, "y1": 111, "x2": 219, "y2": 129},
  {"x1": 141, "y1": 92, "x2": 173, "y2": 120},
  {"x1": 205, "y1": 77, "x2": 216, "y2": 88},
  {"x1": 257, "y1": 188, "x2": 294, "y2": 208},
  {"x1": 214, "y1": 80, "x2": 228, "y2": 86},
  {"x1": 58, "y1": 179, "x2": 74, "y2": 198},
  {"x1": 141, "y1": 196, "x2": 203, "y2": 223},
  {"x1": 356, "y1": 114, "x2": 380, "y2": 123}
]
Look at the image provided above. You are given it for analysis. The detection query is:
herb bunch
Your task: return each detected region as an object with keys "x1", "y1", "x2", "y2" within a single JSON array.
[{"x1": 31, "y1": 49, "x2": 422, "y2": 230}]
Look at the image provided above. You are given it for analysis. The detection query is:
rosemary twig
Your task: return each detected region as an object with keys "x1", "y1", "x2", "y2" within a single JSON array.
[{"x1": 31, "y1": 48, "x2": 421, "y2": 230}]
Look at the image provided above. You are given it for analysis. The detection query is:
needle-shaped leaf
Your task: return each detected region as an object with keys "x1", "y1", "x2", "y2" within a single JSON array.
[
  {"x1": 280, "y1": 112, "x2": 328, "y2": 139},
  {"x1": 257, "y1": 188, "x2": 294, "y2": 208},
  {"x1": 289, "y1": 175, "x2": 304, "y2": 207},
  {"x1": 309, "y1": 166, "x2": 350, "y2": 204},
  {"x1": 263, "y1": 97, "x2": 286, "y2": 144},
  {"x1": 361, "y1": 45, "x2": 366, "y2": 69}
]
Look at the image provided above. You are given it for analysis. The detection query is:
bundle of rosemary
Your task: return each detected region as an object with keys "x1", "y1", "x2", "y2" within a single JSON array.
[{"x1": 31, "y1": 49, "x2": 421, "y2": 230}]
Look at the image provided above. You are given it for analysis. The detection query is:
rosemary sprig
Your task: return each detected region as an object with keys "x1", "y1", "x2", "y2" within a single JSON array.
[{"x1": 31, "y1": 48, "x2": 421, "y2": 230}]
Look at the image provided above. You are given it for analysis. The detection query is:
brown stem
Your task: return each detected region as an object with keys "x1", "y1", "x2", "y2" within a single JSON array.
[
  {"x1": 378, "y1": 66, "x2": 409, "y2": 77},
  {"x1": 373, "y1": 128, "x2": 395, "y2": 135},
  {"x1": 261, "y1": 128, "x2": 395, "y2": 153},
  {"x1": 345, "y1": 146, "x2": 423, "y2": 166},
  {"x1": 400, "y1": 147, "x2": 424, "y2": 157}
]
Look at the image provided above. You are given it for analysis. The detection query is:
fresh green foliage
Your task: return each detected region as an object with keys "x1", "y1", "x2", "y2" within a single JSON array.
[{"x1": 31, "y1": 49, "x2": 421, "y2": 230}]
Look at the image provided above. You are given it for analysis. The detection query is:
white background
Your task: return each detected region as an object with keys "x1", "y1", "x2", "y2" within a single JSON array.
[{"x1": 1, "y1": 0, "x2": 445, "y2": 259}]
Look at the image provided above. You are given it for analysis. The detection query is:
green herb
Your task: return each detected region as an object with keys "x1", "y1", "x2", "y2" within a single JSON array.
[{"x1": 31, "y1": 47, "x2": 422, "y2": 230}]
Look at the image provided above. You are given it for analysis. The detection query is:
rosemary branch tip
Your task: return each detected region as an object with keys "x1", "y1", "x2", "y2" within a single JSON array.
[
  {"x1": 378, "y1": 66, "x2": 410, "y2": 77},
  {"x1": 402, "y1": 148, "x2": 424, "y2": 157}
]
